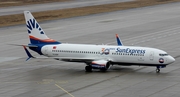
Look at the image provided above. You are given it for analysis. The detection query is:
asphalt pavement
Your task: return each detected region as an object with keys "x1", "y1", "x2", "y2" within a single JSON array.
[
  {"x1": 0, "y1": 0, "x2": 133, "y2": 16},
  {"x1": 0, "y1": 2, "x2": 180, "y2": 97}
]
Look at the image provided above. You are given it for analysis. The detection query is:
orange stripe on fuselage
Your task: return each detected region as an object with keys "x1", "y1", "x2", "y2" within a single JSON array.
[{"x1": 29, "y1": 35, "x2": 56, "y2": 42}]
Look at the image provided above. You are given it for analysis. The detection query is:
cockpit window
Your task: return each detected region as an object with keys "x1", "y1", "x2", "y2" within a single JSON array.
[{"x1": 159, "y1": 54, "x2": 168, "y2": 56}]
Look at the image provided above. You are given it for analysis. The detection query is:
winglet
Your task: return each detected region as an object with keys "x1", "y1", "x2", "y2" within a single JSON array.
[
  {"x1": 23, "y1": 45, "x2": 35, "y2": 61},
  {"x1": 116, "y1": 34, "x2": 123, "y2": 46}
]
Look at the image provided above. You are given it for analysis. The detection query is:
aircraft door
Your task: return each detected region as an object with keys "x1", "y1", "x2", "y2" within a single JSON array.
[{"x1": 149, "y1": 51, "x2": 154, "y2": 61}]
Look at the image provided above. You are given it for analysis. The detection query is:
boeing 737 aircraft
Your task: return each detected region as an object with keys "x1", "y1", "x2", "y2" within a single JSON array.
[{"x1": 20, "y1": 11, "x2": 175, "y2": 73}]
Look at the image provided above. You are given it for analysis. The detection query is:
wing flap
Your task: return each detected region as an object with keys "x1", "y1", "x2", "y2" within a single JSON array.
[
  {"x1": 27, "y1": 56, "x2": 96, "y2": 62},
  {"x1": 51, "y1": 57, "x2": 96, "y2": 62}
]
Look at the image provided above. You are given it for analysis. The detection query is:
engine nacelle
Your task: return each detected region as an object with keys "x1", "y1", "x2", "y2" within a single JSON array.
[{"x1": 91, "y1": 60, "x2": 111, "y2": 70}]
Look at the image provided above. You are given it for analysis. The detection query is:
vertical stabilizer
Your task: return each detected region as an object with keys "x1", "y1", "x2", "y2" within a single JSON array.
[{"x1": 24, "y1": 11, "x2": 60, "y2": 44}]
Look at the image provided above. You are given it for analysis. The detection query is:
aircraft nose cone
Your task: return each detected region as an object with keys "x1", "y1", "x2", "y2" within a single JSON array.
[{"x1": 169, "y1": 56, "x2": 175, "y2": 64}]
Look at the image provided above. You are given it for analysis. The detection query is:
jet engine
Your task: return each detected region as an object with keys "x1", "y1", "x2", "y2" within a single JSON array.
[{"x1": 91, "y1": 60, "x2": 111, "y2": 70}]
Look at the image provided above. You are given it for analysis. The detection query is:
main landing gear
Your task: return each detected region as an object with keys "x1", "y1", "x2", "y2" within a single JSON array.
[{"x1": 85, "y1": 66, "x2": 92, "y2": 72}]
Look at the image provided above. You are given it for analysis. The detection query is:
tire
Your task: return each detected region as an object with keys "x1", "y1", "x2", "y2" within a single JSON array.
[
  {"x1": 85, "y1": 66, "x2": 92, "y2": 72},
  {"x1": 156, "y1": 68, "x2": 160, "y2": 73}
]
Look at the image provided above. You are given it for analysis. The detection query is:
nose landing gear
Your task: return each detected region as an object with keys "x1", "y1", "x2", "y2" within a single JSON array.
[
  {"x1": 156, "y1": 68, "x2": 160, "y2": 73},
  {"x1": 156, "y1": 65, "x2": 166, "y2": 73}
]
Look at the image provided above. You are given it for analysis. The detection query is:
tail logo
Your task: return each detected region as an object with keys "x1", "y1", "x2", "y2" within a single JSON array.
[{"x1": 26, "y1": 18, "x2": 44, "y2": 34}]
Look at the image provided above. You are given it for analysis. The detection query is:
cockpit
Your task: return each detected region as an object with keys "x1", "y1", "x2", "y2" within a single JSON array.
[{"x1": 159, "y1": 53, "x2": 168, "y2": 56}]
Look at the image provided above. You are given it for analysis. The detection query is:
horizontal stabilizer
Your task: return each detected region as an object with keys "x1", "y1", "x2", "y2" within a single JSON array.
[
  {"x1": 23, "y1": 46, "x2": 35, "y2": 61},
  {"x1": 8, "y1": 44, "x2": 38, "y2": 47}
]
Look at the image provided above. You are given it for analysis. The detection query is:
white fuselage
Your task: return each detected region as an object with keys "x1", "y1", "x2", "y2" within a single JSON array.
[
  {"x1": 41, "y1": 43, "x2": 175, "y2": 66},
  {"x1": 23, "y1": 11, "x2": 175, "y2": 72}
]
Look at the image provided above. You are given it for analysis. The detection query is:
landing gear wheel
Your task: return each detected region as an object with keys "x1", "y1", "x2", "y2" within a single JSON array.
[
  {"x1": 85, "y1": 66, "x2": 92, "y2": 72},
  {"x1": 156, "y1": 68, "x2": 160, "y2": 73}
]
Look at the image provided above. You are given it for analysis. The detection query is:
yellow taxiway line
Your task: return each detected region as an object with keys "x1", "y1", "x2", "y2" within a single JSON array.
[{"x1": 55, "y1": 84, "x2": 75, "y2": 97}]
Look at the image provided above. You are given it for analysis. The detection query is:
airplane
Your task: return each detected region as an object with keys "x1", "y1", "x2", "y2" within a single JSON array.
[{"x1": 19, "y1": 11, "x2": 175, "y2": 73}]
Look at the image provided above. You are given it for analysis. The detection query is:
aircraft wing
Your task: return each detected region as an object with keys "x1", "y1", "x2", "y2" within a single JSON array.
[
  {"x1": 26, "y1": 56, "x2": 98, "y2": 62},
  {"x1": 50, "y1": 57, "x2": 97, "y2": 62},
  {"x1": 23, "y1": 49, "x2": 97, "y2": 62}
]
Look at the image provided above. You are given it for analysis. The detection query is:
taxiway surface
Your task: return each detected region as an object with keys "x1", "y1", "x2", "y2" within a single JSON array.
[
  {"x1": 0, "y1": 2, "x2": 180, "y2": 97},
  {"x1": 0, "y1": 0, "x2": 133, "y2": 16}
]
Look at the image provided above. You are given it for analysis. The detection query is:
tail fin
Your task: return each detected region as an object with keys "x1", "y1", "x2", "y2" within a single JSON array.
[
  {"x1": 115, "y1": 34, "x2": 123, "y2": 46},
  {"x1": 24, "y1": 11, "x2": 60, "y2": 44}
]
